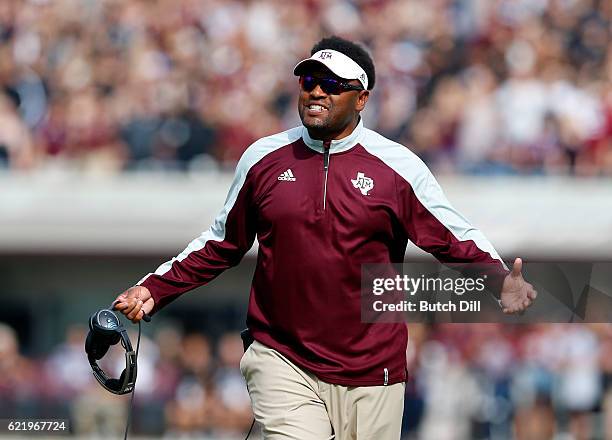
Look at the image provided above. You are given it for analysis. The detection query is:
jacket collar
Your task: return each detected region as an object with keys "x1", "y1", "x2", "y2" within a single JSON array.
[{"x1": 301, "y1": 118, "x2": 364, "y2": 154}]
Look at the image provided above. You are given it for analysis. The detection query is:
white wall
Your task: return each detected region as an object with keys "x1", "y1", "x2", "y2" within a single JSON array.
[{"x1": 1, "y1": 172, "x2": 610, "y2": 258}]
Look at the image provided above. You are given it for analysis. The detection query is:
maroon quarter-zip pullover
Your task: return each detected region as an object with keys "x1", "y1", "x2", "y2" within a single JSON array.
[{"x1": 138, "y1": 120, "x2": 507, "y2": 386}]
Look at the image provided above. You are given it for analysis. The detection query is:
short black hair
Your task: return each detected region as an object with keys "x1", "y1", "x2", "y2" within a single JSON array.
[{"x1": 311, "y1": 36, "x2": 376, "y2": 90}]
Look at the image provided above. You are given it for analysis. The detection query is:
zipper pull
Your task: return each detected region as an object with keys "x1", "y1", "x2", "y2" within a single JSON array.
[
  {"x1": 323, "y1": 140, "x2": 331, "y2": 171},
  {"x1": 384, "y1": 368, "x2": 389, "y2": 386}
]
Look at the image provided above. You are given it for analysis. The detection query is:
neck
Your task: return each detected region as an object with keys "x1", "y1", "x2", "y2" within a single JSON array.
[{"x1": 307, "y1": 116, "x2": 360, "y2": 142}]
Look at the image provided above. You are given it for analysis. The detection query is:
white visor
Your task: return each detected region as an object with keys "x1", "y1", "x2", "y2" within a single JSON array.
[{"x1": 293, "y1": 49, "x2": 368, "y2": 90}]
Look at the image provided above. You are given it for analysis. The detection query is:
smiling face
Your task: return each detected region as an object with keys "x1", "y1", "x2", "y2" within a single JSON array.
[{"x1": 297, "y1": 65, "x2": 369, "y2": 141}]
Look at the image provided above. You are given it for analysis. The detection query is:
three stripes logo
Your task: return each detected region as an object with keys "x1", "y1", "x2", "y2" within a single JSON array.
[{"x1": 278, "y1": 169, "x2": 296, "y2": 182}]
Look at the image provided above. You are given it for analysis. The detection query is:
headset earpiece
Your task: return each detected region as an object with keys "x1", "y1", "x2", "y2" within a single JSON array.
[
  {"x1": 89, "y1": 310, "x2": 123, "y2": 336},
  {"x1": 85, "y1": 329, "x2": 111, "y2": 360},
  {"x1": 106, "y1": 369, "x2": 127, "y2": 391}
]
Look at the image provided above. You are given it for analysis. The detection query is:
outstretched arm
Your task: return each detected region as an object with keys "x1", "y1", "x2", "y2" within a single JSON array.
[
  {"x1": 396, "y1": 161, "x2": 535, "y2": 314},
  {"x1": 113, "y1": 148, "x2": 261, "y2": 322}
]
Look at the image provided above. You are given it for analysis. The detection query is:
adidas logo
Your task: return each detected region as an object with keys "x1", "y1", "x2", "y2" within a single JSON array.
[{"x1": 278, "y1": 169, "x2": 296, "y2": 181}]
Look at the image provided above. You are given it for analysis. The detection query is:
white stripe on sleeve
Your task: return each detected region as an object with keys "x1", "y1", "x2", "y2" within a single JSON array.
[{"x1": 361, "y1": 129, "x2": 507, "y2": 269}]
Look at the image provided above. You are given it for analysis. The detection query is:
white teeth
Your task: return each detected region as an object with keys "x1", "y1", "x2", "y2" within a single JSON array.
[{"x1": 309, "y1": 105, "x2": 325, "y2": 111}]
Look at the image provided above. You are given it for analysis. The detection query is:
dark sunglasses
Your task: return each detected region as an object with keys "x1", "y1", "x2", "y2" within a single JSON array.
[{"x1": 299, "y1": 75, "x2": 364, "y2": 95}]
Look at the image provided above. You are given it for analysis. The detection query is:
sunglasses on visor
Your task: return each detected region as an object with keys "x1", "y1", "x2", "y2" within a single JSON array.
[{"x1": 299, "y1": 75, "x2": 364, "y2": 95}]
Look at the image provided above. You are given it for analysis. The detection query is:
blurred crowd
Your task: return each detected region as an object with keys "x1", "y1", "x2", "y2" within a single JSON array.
[
  {"x1": 2, "y1": 321, "x2": 612, "y2": 439},
  {"x1": 405, "y1": 323, "x2": 612, "y2": 440},
  {"x1": 0, "y1": 0, "x2": 612, "y2": 175}
]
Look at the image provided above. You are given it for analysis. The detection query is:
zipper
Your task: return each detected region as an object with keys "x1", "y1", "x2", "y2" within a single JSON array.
[
  {"x1": 384, "y1": 368, "x2": 389, "y2": 386},
  {"x1": 322, "y1": 141, "x2": 331, "y2": 211}
]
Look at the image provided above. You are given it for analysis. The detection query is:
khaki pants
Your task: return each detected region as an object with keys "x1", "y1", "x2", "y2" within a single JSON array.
[{"x1": 240, "y1": 340, "x2": 405, "y2": 440}]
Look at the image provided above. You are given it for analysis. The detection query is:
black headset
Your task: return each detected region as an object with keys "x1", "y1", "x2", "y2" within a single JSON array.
[{"x1": 85, "y1": 308, "x2": 138, "y2": 395}]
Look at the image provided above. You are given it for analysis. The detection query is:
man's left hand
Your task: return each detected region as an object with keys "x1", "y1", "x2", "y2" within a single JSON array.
[{"x1": 500, "y1": 258, "x2": 537, "y2": 314}]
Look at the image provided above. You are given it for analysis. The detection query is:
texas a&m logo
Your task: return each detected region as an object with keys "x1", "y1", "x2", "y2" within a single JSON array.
[
  {"x1": 319, "y1": 51, "x2": 333, "y2": 60},
  {"x1": 351, "y1": 172, "x2": 374, "y2": 195}
]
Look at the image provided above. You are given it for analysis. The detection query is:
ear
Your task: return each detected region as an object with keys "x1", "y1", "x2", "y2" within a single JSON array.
[{"x1": 355, "y1": 90, "x2": 369, "y2": 112}]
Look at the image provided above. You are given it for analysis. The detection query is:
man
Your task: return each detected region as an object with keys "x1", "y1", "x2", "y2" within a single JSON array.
[{"x1": 114, "y1": 36, "x2": 537, "y2": 439}]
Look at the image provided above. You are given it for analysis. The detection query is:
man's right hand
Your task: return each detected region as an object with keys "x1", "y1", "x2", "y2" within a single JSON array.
[{"x1": 113, "y1": 286, "x2": 155, "y2": 323}]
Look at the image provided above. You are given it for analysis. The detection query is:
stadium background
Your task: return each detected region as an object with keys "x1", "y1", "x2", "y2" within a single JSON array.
[{"x1": 1, "y1": 0, "x2": 612, "y2": 439}]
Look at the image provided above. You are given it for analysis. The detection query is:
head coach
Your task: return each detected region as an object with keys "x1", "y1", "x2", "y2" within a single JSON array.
[{"x1": 114, "y1": 36, "x2": 537, "y2": 439}]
